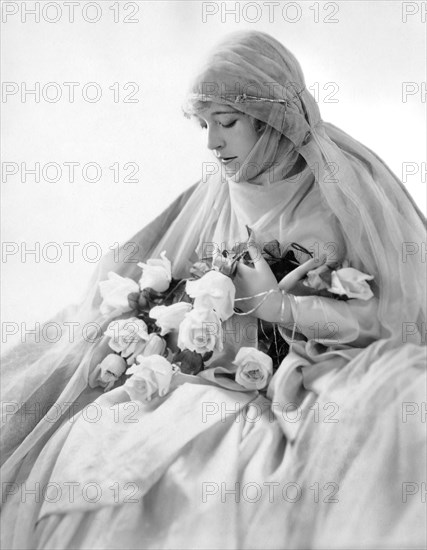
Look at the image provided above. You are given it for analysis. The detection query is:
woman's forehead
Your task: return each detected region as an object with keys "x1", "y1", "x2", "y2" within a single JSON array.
[
  {"x1": 194, "y1": 102, "x2": 240, "y2": 117},
  {"x1": 209, "y1": 107, "x2": 240, "y2": 116}
]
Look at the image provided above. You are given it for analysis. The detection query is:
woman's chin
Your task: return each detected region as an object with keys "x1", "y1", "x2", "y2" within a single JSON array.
[{"x1": 223, "y1": 162, "x2": 240, "y2": 177}]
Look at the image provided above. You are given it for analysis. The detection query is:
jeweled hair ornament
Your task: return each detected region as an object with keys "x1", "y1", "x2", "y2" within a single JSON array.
[{"x1": 185, "y1": 92, "x2": 290, "y2": 105}]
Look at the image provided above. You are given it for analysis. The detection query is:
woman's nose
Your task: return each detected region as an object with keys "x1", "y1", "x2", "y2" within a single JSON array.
[{"x1": 206, "y1": 125, "x2": 225, "y2": 151}]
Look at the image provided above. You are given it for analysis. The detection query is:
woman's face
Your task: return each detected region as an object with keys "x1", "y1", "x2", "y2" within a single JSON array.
[{"x1": 194, "y1": 103, "x2": 260, "y2": 176}]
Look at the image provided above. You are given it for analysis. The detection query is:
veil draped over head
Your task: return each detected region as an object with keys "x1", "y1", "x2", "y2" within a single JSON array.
[
  {"x1": 1, "y1": 31, "x2": 426, "y2": 489},
  {"x1": 154, "y1": 30, "x2": 426, "y2": 340}
]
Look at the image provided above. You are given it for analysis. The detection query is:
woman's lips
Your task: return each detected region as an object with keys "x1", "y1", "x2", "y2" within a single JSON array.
[{"x1": 220, "y1": 156, "x2": 237, "y2": 165}]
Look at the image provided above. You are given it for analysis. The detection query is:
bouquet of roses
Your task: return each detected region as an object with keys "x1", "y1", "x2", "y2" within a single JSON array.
[
  {"x1": 90, "y1": 245, "x2": 275, "y2": 401},
  {"x1": 90, "y1": 229, "x2": 374, "y2": 402}
]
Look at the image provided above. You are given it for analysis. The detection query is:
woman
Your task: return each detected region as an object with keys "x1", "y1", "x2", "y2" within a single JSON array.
[{"x1": 1, "y1": 30, "x2": 426, "y2": 549}]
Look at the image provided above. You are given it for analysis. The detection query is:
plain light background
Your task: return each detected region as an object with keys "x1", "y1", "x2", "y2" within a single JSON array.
[{"x1": 1, "y1": 0, "x2": 426, "y2": 348}]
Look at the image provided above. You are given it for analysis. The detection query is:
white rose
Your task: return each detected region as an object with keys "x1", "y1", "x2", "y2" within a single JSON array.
[
  {"x1": 90, "y1": 353, "x2": 127, "y2": 392},
  {"x1": 329, "y1": 267, "x2": 374, "y2": 300},
  {"x1": 303, "y1": 263, "x2": 331, "y2": 291},
  {"x1": 105, "y1": 318, "x2": 149, "y2": 363},
  {"x1": 234, "y1": 347, "x2": 273, "y2": 390},
  {"x1": 99, "y1": 272, "x2": 139, "y2": 316},
  {"x1": 186, "y1": 270, "x2": 236, "y2": 321},
  {"x1": 124, "y1": 355, "x2": 173, "y2": 402},
  {"x1": 150, "y1": 303, "x2": 192, "y2": 336},
  {"x1": 137, "y1": 333, "x2": 166, "y2": 358},
  {"x1": 137, "y1": 251, "x2": 172, "y2": 292},
  {"x1": 177, "y1": 308, "x2": 223, "y2": 355}
]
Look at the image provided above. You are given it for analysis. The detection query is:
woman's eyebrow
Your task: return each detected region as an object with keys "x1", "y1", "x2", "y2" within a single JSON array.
[
  {"x1": 211, "y1": 110, "x2": 240, "y2": 115},
  {"x1": 193, "y1": 110, "x2": 240, "y2": 122}
]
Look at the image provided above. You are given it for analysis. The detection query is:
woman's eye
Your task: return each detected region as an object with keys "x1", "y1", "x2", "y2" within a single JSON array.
[
  {"x1": 219, "y1": 120, "x2": 237, "y2": 128},
  {"x1": 198, "y1": 119, "x2": 237, "y2": 130}
]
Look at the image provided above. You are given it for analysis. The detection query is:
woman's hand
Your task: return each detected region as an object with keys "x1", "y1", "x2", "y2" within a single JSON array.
[
  {"x1": 234, "y1": 238, "x2": 286, "y2": 323},
  {"x1": 279, "y1": 254, "x2": 328, "y2": 295}
]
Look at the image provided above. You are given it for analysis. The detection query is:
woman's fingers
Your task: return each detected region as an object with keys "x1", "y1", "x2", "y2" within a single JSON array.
[
  {"x1": 246, "y1": 241, "x2": 273, "y2": 275},
  {"x1": 278, "y1": 254, "x2": 327, "y2": 291},
  {"x1": 246, "y1": 230, "x2": 266, "y2": 268},
  {"x1": 235, "y1": 234, "x2": 278, "y2": 299}
]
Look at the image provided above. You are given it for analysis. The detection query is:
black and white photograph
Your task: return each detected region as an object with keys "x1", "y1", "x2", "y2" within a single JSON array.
[{"x1": 1, "y1": 1, "x2": 426, "y2": 548}]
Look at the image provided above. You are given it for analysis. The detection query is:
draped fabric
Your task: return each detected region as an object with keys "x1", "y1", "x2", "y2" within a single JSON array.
[
  {"x1": 178, "y1": 30, "x2": 426, "y2": 340},
  {"x1": 1, "y1": 30, "x2": 426, "y2": 550},
  {"x1": 1, "y1": 184, "x2": 199, "y2": 471}
]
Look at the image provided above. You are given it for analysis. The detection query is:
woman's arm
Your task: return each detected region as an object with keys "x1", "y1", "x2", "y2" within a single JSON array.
[
  {"x1": 234, "y1": 242, "x2": 381, "y2": 348},
  {"x1": 284, "y1": 293, "x2": 382, "y2": 348}
]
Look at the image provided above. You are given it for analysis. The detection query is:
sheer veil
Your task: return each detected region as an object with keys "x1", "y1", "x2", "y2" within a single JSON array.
[
  {"x1": 158, "y1": 30, "x2": 426, "y2": 341},
  {"x1": 1, "y1": 30, "x2": 426, "y2": 494}
]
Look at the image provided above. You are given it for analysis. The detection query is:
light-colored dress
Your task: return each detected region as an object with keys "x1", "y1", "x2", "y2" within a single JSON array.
[{"x1": 1, "y1": 177, "x2": 426, "y2": 550}]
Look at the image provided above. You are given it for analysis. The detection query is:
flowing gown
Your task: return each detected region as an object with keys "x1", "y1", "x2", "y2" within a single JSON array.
[{"x1": 1, "y1": 179, "x2": 426, "y2": 550}]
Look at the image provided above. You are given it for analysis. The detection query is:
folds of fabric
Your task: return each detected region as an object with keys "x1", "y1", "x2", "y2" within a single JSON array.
[
  {"x1": 1, "y1": 181, "x2": 200, "y2": 476},
  {"x1": 2, "y1": 343, "x2": 425, "y2": 550},
  {"x1": 1, "y1": 29, "x2": 426, "y2": 550}
]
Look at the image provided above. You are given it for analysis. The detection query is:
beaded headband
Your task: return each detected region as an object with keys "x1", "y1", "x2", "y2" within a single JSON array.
[{"x1": 185, "y1": 92, "x2": 290, "y2": 105}]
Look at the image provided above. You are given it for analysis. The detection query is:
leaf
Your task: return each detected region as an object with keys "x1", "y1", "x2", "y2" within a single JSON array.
[
  {"x1": 173, "y1": 349, "x2": 204, "y2": 375},
  {"x1": 262, "y1": 239, "x2": 282, "y2": 260},
  {"x1": 201, "y1": 350, "x2": 213, "y2": 362},
  {"x1": 165, "y1": 331, "x2": 179, "y2": 353}
]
